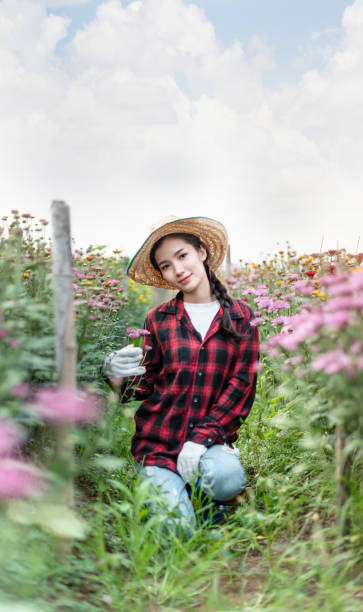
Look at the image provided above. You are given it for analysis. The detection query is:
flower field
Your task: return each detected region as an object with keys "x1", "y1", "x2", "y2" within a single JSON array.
[{"x1": 0, "y1": 211, "x2": 362, "y2": 611}]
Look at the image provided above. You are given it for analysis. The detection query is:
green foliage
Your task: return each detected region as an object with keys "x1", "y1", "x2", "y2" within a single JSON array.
[{"x1": 0, "y1": 214, "x2": 362, "y2": 610}]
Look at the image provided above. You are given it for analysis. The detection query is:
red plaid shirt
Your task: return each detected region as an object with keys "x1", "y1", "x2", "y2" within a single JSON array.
[{"x1": 130, "y1": 291, "x2": 259, "y2": 472}]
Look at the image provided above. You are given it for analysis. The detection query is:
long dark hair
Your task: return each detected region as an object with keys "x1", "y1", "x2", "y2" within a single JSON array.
[{"x1": 150, "y1": 232, "x2": 243, "y2": 341}]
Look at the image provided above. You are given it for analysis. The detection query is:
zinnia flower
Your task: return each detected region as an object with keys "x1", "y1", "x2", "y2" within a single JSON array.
[
  {"x1": 0, "y1": 459, "x2": 44, "y2": 499},
  {"x1": 31, "y1": 388, "x2": 103, "y2": 424}
]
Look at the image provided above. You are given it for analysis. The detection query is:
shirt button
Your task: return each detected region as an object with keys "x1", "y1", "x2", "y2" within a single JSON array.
[
  {"x1": 193, "y1": 397, "x2": 199, "y2": 403},
  {"x1": 207, "y1": 438, "x2": 212, "y2": 444},
  {"x1": 200, "y1": 347, "x2": 205, "y2": 351},
  {"x1": 197, "y1": 372, "x2": 203, "y2": 377},
  {"x1": 188, "y1": 423, "x2": 194, "y2": 429}
]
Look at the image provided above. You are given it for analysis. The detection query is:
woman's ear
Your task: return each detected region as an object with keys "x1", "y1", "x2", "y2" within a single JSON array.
[{"x1": 199, "y1": 245, "x2": 208, "y2": 262}]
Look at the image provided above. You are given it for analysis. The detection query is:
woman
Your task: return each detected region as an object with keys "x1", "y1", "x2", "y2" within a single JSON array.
[{"x1": 103, "y1": 216, "x2": 259, "y2": 533}]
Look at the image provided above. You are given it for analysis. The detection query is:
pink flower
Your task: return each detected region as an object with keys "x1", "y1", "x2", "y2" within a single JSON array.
[
  {"x1": 0, "y1": 420, "x2": 24, "y2": 456},
  {"x1": 312, "y1": 349, "x2": 355, "y2": 378},
  {"x1": 250, "y1": 317, "x2": 265, "y2": 326},
  {"x1": 272, "y1": 316, "x2": 288, "y2": 326},
  {"x1": 293, "y1": 280, "x2": 314, "y2": 296},
  {"x1": 0, "y1": 328, "x2": 8, "y2": 339},
  {"x1": 252, "y1": 361, "x2": 263, "y2": 372},
  {"x1": 271, "y1": 299, "x2": 290, "y2": 311},
  {"x1": 138, "y1": 329, "x2": 151, "y2": 336},
  {"x1": 291, "y1": 355, "x2": 303, "y2": 365},
  {"x1": 323, "y1": 310, "x2": 353, "y2": 328},
  {"x1": 8, "y1": 338, "x2": 21, "y2": 349},
  {"x1": 350, "y1": 270, "x2": 363, "y2": 291},
  {"x1": 31, "y1": 388, "x2": 103, "y2": 424},
  {"x1": 11, "y1": 382, "x2": 31, "y2": 400},
  {"x1": 145, "y1": 344, "x2": 153, "y2": 351},
  {"x1": 350, "y1": 341, "x2": 362, "y2": 355},
  {"x1": 325, "y1": 297, "x2": 356, "y2": 312},
  {"x1": 0, "y1": 459, "x2": 44, "y2": 499},
  {"x1": 255, "y1": 285, "x2": 268, "y2": 296}
]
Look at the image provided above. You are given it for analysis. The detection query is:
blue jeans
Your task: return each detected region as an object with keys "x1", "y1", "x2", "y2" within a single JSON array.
[{"x1": 135, "y1": 444, "x2": 246, "y2": 534}]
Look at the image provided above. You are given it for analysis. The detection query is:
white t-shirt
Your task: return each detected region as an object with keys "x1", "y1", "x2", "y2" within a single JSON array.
[{"x1": 183, "y1": 300, "x2": 220, "y2": 340}]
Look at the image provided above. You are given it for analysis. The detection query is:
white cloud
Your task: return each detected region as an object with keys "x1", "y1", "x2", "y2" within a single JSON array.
[
  {"x1": 0, "y1": 0, "x2": 362, "y2": 263},
  {"x1": 45, "y1": 1, "x2": 92, "y2": 6},
  {"x1": 311, "y1": 27, "x2": 339, "y2": 40}
]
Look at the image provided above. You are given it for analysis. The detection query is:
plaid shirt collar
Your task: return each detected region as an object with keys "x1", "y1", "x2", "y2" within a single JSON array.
[
  {"x1": 157, "y1": 291, "x2": 246, "y2": 341},
  {"x1": 157, "y1": 290, "x2": 245, "y2": 319}
]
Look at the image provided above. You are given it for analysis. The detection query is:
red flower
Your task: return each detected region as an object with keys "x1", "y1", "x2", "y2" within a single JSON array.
[{"x1": 306, "y1": 269, "x2": 316, "y2": 277}]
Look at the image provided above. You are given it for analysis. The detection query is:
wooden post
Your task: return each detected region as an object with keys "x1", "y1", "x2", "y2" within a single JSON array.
[
  {"x1": 225, "y1": 243, "x2": 232, "y2": 280},
  {"x1": 51, "y1": 200, "x2": 77, "y2": 509},
  {"x1": 335, "y1": 423, "x2": 351, "y2": 535}
]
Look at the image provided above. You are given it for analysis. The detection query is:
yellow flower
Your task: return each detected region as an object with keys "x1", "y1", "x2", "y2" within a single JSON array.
[
  {"x1": 23, "y1": 272, "x2": 30, "y2": 278},
  {"x1": 276, "y1": 280, "x2": 284, "y2": 285}
]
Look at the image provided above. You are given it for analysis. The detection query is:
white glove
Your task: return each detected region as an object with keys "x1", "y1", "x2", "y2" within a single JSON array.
[
  {"x1": 177, "y1": 441, "x2": 207, "y2": 484},
  {"x1": 103, "y1": 345, "x2": 146, "y2": 379}
]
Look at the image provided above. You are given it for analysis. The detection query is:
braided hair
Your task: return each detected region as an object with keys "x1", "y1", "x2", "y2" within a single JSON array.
[{"x1": 150, "y1": 232, "x2": 244, "y2": 341}]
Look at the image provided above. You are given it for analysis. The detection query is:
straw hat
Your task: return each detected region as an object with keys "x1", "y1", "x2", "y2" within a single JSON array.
[{"x1": 127, "y1": 216, "x2": 228, "y2": 289}]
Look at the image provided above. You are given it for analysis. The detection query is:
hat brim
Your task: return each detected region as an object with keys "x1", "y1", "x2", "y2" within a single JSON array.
[{"x1": 127, "y1": 216, "x2": 228, "y2": 289}]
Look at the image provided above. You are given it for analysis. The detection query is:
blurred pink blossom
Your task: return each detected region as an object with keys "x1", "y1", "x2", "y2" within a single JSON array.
[
  {"x1": 0, "y1": 420, "x2": 24, "y2": 456},
  {"x1": 312, "y1": 349, "x2": 355, "y2": 378},
  {"x1": 250, "y1": 317, "x2": 264, "y2": 327},
  {"x1": 293, "y1": 280, "x2": 314, "y2": 296},
  {"x1": 255, "y1": 284, "x2": 268, "y2": 296},
  {"x1": 11, "y1": 382, "x2": 31, "y2": 400},
  {"x1": 32, "y1": 388, "x2": 103, "y2": 424},
  {"x1": 0, "y1": 459, "x2": 44, "y2": 499}
]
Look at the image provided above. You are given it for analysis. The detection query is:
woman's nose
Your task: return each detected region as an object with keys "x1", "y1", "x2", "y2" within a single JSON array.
[{"x1": 174, "y1": 261, "x2": 184, "y2": 275}]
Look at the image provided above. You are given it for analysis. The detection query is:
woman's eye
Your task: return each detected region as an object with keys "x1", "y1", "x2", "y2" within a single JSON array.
[{"x1": 180, "y1": 253, "x2": 187, "y2": 259}]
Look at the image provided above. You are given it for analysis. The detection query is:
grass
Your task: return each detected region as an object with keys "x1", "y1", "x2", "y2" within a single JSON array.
[{"x1": 1, "y1": 371, "x2": 362, "y2": 611}]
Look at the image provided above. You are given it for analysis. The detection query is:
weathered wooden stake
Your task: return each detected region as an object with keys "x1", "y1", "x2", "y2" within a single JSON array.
[
  {"x1": 335, "y1": 422, "x2": 351, "y2": 536},
  {"x1": 225, "y1": 243, "x2": 232, "y2": 280},
  {"x1": 51, "y1": 200, "x2": 77, "y2": 510}
]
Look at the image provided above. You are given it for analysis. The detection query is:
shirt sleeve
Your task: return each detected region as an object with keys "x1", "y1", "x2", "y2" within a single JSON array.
[
  {"x1": 119, "y1": 312, "x2": 163, "y2": 403},
  {"x1": 186, "y1": 309, "x2": 259, "y2": 446}
]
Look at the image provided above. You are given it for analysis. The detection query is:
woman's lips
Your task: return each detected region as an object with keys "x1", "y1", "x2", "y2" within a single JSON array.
[{"x1": 180, "y1": 274, "x2": 192, "y2": 284}]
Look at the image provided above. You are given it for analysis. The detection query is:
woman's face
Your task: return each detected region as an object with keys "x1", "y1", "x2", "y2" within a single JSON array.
[{"x1": 154, "y1": 236, "x2": 210, "y2": 296}]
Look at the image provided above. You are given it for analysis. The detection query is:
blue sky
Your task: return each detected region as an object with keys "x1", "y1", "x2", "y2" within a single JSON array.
[{"x1": 51, "y1": 0, "x2": 351, "y2": 85}]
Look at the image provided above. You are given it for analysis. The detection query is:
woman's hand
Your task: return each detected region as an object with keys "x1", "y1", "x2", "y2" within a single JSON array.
[
  {"x1": 103, "y1": 346, "x2": 146, "y2": 380},
  {"x1": 177, "y1": 441, "x2": 207, "y2": 483}
]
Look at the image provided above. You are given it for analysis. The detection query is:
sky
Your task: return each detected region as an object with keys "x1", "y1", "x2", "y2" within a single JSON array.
[{"x1": 0, "y1": 0, "x2": 362, "y2": 264}]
